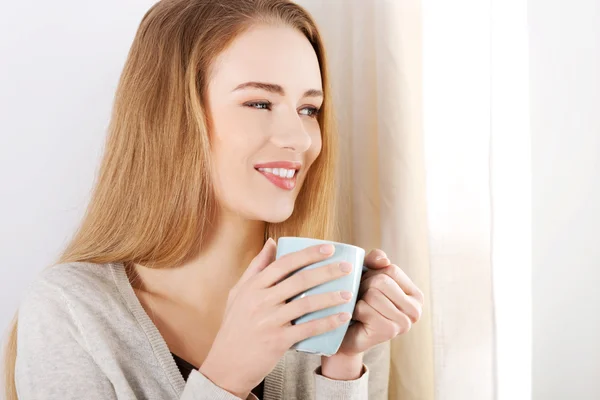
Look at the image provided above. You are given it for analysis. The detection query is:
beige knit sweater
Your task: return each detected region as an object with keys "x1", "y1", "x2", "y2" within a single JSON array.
[{"x1": 15, "y1": 262, "x2": 390, "y2": 399}]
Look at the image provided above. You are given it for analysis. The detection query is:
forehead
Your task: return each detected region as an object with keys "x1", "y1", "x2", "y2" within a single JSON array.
[{"x1": 209, "y1": 24, "x2": 323, "y2": 93}]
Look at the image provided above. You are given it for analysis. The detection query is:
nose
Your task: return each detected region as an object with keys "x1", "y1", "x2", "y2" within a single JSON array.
[{"x1": 269, "y1": 110, "x2": 312, "y2": 153}]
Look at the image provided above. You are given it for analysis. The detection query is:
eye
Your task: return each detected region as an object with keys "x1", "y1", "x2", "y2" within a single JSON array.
[
  {"x1": 299, "y1": 106, "x2": 321, "y2": 118},
  {"x1": 244, "y1": 101, "x2": 272, "y2": 110}
]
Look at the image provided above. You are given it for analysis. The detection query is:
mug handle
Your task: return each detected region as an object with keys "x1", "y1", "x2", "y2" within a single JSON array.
[{"x1": 348, "y1": 265, "x2": 369, "y2": 326}]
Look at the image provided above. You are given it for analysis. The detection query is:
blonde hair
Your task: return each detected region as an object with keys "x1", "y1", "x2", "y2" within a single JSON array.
[{"x1": 3, "y1": 1, "x2": 338, "y2": 398}]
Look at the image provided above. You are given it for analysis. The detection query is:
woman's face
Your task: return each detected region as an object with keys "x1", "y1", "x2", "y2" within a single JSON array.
[{"x1": 206, "y1": 24, "x2": 323, "y2": 223}]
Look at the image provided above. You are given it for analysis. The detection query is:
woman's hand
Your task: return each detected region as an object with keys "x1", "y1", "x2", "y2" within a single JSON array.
[
  {"x1": 324, "y1": 249, "x2": 424, "y2": 376},
  {"x1": 199, "y1": 239, "x2": 355, "y2": 399}
]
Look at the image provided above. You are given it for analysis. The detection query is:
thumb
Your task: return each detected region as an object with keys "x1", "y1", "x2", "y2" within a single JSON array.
[{"x1": 238, "y1": 237, "x2": 277, "y2": 285}]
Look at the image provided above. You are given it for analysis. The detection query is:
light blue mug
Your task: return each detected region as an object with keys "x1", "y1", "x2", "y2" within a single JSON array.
[{"x1": 276, "y1": 237, "x2": 368, "y2": 356}]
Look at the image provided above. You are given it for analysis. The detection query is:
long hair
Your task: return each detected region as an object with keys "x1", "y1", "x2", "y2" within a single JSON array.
[{"x1": 3, "y1": 1, "x2": 338, "y2": 398}]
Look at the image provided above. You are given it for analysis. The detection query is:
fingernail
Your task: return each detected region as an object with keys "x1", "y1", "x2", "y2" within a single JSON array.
[
  {"x1": 340, "y1": 291, "x2": 353, "y2": 300},
  {"x1": 338, "y1": 312, "x2": 352, "y2": 322},
  {"x1": 339, "y1": 262, "x2": 352, "y2": 273},
  {"x1": 375, "y1": 255, "x2": 388, "y2": 261},
  {"x1": 320, "y1": 244, "x2": 335, "y2": 254}
]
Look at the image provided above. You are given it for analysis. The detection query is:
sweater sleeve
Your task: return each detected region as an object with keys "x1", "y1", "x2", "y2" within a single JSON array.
[
  {"x1": 314, "y1": 364, "x2": 369, "y2": 399},
  {"x1": 313, "y1": 341, "x2": 390, "y2": 400},
  {"x1": 15, "y1": 279, "x2": 117, "y2": 399},
  {"x1": 181, "y1": 370, "x2": 259, "y2": 400}
]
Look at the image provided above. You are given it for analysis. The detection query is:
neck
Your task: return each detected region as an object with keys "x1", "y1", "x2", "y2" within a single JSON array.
[{"x1": 132, "y1": 209, "x2": 266, "y2": 307}]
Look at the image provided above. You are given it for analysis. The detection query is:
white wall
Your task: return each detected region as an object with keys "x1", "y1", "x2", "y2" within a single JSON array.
[
  {"x1": 530, "y1": 0, "x2": 600, "y2": 399},
  {"x1": 0, "y1": 0, "x2": 157, "y2": 339},
  {"x1": 490, "y1": 0, "x2": 532, "y2": 398}
]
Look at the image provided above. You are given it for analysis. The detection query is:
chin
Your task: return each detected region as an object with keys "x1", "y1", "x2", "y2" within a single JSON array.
[{"x1": 258, "y1": 203, "x2": 295, "y2": 223}]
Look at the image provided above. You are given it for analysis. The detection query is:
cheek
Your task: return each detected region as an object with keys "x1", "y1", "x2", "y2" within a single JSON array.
[
  {"x1": 210, "y1": 109, "x2": 263, "y2": 163},
  {"x1": 211, "y1": 138, "x2": 250, "y2": 186},
  {"x1": 209, "y1": 123, "x2": 252, "y2": 192},
  {"x1": 306, "y1": 128, "x2": 323, "y2": 166}
]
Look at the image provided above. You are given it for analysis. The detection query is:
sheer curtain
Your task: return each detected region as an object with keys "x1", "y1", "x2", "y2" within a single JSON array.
[
  {"x1": 298, "y1": 0, "x2": 436, "y2": 398},
  {"x1": 297, "y1": 0, "x2": 502, "y2": 399}
]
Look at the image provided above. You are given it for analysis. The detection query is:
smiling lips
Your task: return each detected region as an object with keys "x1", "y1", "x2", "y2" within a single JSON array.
[{"x1": 254, "y1": 161, "x2": 302, "y2": 190}]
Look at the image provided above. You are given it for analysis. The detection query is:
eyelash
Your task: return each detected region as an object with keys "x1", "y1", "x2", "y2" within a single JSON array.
[{"x1": 245, "y1": 101, "x2": 321, "y2": 118}]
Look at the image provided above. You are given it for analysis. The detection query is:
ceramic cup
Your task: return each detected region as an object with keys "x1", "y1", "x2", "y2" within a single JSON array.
[{"x1": 276, "y1": 237, "x2": 367, "y2": 356}]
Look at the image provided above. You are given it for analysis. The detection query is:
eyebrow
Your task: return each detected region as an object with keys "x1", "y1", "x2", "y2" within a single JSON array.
[{"x1": 232, "y1": 81, "x2": 323, "y2": 98}]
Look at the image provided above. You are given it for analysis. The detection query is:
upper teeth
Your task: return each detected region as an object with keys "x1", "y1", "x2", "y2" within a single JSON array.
[{"x1": 258, "y1": 167, "x2": 296, "y2": 178}]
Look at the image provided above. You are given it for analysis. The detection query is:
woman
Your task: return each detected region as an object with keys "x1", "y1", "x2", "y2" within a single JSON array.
[{"x1": 3, "y1": 0, "x2": 424, "y2": 399}]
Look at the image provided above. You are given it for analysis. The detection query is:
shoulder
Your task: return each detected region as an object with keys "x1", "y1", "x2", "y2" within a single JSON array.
[
  {"x1": 21, "y1": 262, "x2": 118, "y2": 307},
  {"x1": 36, "y1": 261, "x2": 116, "y2": 291},
  {"x1": 18, "y1": 262, "x2": 124, "y2": 330}
]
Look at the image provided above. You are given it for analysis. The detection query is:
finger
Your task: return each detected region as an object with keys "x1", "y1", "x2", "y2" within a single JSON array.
[
  {"x1": 238, "y1": 238, "x2": 277, "y2": 287},
  {"x1": 344, "y1": 299, "x2": 382, "y2": 350},
  {"x1": 352, "y1": 298, "x2": 375, "y2": 322},
  {"x1": 361, "y1": 264, "x2": 424, "y2": 305},
  {"x1": 277, "y1": 290, "x2": 353, "y2": 325},
  {"x1": 257, "y1": 243, "x2": 336, "y2": 288},
  {"x1": 353, "y1": 298, "x2": 408, "y2": 338},
  {"x1": 362, "y1": 288, "x2": 412, "y2": 328},
  {"x1": 287, "y1": 311, "x2": 351, "y2": 344},
  {"x1": 358, "y1": 274, "x2": 422, "y2": 322},
  {"x1": 269, "y1": 261, "x2": 353, "y2": 304},
  {"x1": 363, "y1": 249, "x2": 390, "y2": 269}
]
